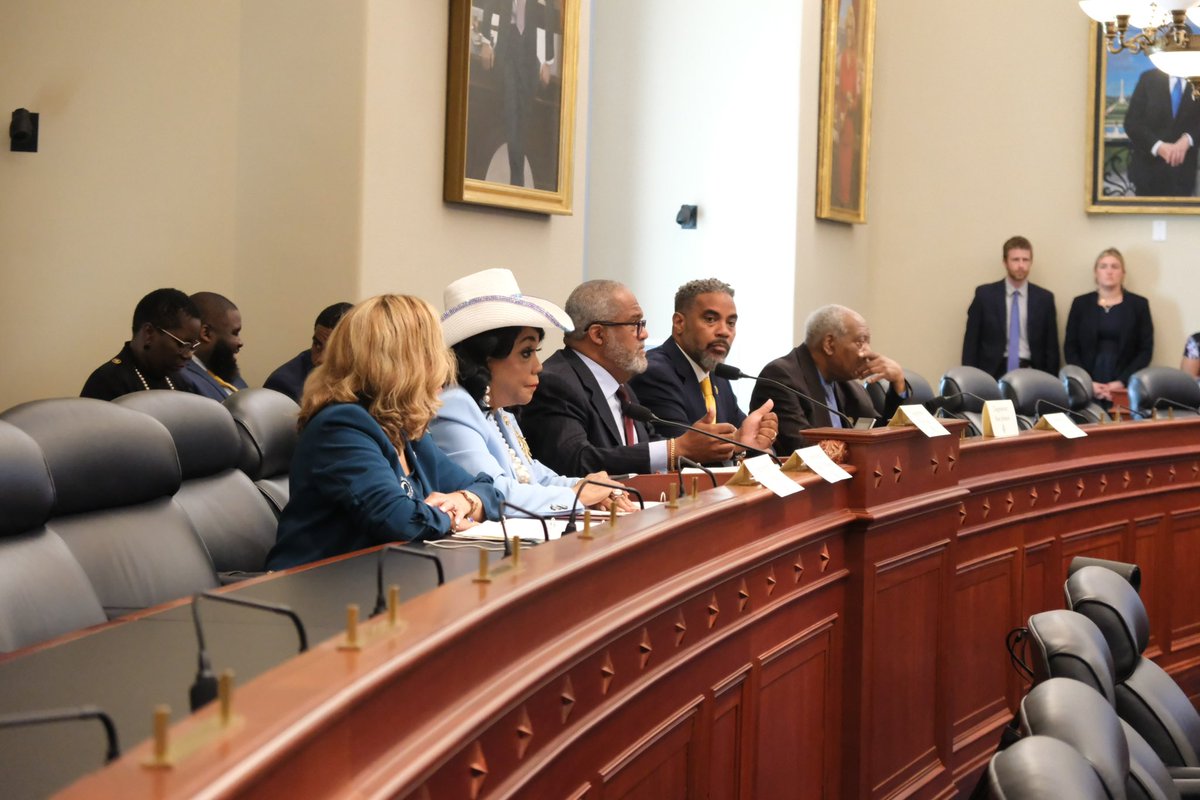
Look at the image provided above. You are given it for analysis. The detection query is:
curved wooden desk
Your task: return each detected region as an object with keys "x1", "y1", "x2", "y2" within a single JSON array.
[{"x1": 59, "y1": 419, "x2": 1200, "y2": 798}]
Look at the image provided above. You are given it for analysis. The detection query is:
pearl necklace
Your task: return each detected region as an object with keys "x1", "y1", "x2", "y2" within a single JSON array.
[
  {"x1": 487, "y1": 411, "x2": 532, "y2": 484},
  {"x1": 133, "y1": 367, "x2": 175, "y2": 392}
]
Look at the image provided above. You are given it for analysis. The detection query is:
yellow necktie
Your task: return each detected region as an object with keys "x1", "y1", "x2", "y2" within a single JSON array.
[{"x1": 700, "y1": 375, "x2": 716, "y2": 415}]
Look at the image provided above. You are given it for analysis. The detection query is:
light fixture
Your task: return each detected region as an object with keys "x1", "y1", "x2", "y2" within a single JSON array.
[{"x1": 1079, "y1": 0, "x2": 1200, "y2": 94}]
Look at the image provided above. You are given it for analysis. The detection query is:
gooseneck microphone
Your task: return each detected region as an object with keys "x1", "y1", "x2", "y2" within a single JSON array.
[
  {"x1": 0, "y1": 705, "x2": 121, "y2": 764},
  {"x1": 371, "y1": 545, "x2": 446, "y2": 617},
  {"x1": 190, "y1": 592, "x2": 308, "y2": 711},
  {"x1": 1152, "y1": 397, "x2": 1200, "y2": 417},
  {"x1": 501, "y1": 500, "x2": 551, "y2": 545},
  {"x1": 563, "y1": 478, "x2": 645, "y2": 534},
  {"x1": 677, "y1": 455, "x2": 718, "y2": 488},
  {"x1": 1033, "y1": 398, "x2": 1089, "y2": 424},
  {"x1": 713, "y1": 363, "x2": 855, "y2": 429},
  {"x1": 623, "y1": 403, "x2": 775, "y2": 459}
]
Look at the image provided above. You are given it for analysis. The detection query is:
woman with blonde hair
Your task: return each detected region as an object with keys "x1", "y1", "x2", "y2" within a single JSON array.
[
  {"x1": 266, "y1": 295, "x2": 502, "y2": 570},
  {"x1": 1064, "y1": 247, "x2": 1154, "y2": 403}
]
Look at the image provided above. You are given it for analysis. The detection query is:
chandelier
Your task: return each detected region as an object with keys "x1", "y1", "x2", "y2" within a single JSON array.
[{"x1": 1079, "y1": 0, "x2": 1200, "y2": 94}]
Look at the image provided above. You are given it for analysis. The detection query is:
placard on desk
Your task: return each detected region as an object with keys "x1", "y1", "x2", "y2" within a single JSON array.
[{"x1": 982, "y1": 399, "x2": 1020, "y2": 438}]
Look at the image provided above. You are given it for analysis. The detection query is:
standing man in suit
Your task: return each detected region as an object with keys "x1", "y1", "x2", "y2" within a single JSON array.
[
  {"x1": 629, "y1": 278, "x2": 776, "y2": 464},
  {"x1": 1124, "y1": 68, "x2": 1200, "y2": 197},
  {"x1": 522, "y1": 280, "x2": 776, "y2": 476},
  {"x1": 751, "y1": 304, "x2": 909, "y2": 455},
  {"x1": 182, "y1": 291, "x2": 247, "y2": 401},
  {"x1": 962, "y1": 236, "x2": 1060, "y2": 379}
]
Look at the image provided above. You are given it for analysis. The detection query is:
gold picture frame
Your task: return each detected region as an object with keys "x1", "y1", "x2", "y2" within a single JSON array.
[
  {"x1": 1086, "y1": 21, "x2": 1200, "y2": 214},
  {"x1": 444, "y1": 0, "x2": 579, "y2": 215},
  {"x1": 816, "y1": 0, "x2": 876, "y2": 224}
]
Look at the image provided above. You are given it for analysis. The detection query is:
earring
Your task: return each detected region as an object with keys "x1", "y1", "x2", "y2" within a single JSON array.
[{"x1": 482, "y1": 384, "x2": 492, "y2": 410}]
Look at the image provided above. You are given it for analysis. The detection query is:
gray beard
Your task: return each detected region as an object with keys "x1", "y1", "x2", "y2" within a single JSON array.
[{"x1": 604, "y1": 339, "x2": 648, "y2": 376}]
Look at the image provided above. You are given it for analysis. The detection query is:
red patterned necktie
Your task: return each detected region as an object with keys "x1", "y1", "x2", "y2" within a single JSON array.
[{"x1": 616, "y1": 385, "x2": 636, "y2": 445}]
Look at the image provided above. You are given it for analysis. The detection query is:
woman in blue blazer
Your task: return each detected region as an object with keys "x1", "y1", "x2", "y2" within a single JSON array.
[
  {"x1": 266, "y1": 295, "x2": 502, "y2": 571},
  {"x1": 1064, "y1": 248, "x2": 1154, "y2": 404},
  {"x1": 430, "y1": 269, "x2": 632, "y2": 517}
]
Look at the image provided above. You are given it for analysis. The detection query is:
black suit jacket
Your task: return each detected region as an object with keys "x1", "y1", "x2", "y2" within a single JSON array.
[
  {"x1": 629, "y1": 338, "x2": 746, "y2": 429},
  {"x1": 521, "y1": 348, "x2": 655, "y2": 476},
  {"x1": 1124, "y1": 68, "x2": 1200, "y2": 197},
  {"x1": 749, "y1": 343, "x2": 905, "y2": 456},
  {"x1": 962, "y1": 280, "x2": 1060, "y2": 379},
  {"x1": 1064, "y1": 291, "x2": 1154, "y2": 385}
]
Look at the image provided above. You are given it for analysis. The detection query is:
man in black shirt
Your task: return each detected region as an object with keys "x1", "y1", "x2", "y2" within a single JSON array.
[{"x1": 81, "y1": 289, "x2": 203, "y2": 400}]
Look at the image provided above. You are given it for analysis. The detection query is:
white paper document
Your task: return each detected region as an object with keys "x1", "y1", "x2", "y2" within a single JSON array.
[
  {"x1": 890, "y1": 404, "x2": 951, "y2": 437},
  {"x1": 1036, "y1": 412, "x2": 1087, "y2": 439},
  {"x1": 793, "y1": 445, "x2": 852, "y2": 483},
  {"x1": 742, "y1": 454, "x2": 803, "y2": 497}
]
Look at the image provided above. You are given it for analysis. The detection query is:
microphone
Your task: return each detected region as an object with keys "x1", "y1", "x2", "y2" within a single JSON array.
[
  {"x1": 501, "y1": 500, "x2": 550, "y2": 544},
  {"x1": 1152, "y1": 396, "x2": 1200, "y2": 417},
  {"x1": 1033, "y1": 398, "x2": 1089, "y2": 424},
  {"x1": 678, "y1": 455, "x2": 718, "y2": 488},
  {"x1": 923, "y1": 390, "x2": 990, "y2": 413},
  {"x1": 624, "y1": 403, "x2": 775, "y2": 459},
  {"x1": 190, "y1": 591, "x2": 308, "y2": 711},
  {"x1": 563, "y1": 477, "x2": 645, "y2": 534},
  {"x1": 713, "y1": 363, "x2": 855, "y2": 429},
  {"x1": 0, "y1": 705, "x2": 120, "y2": 764},
  {"x1": 371, "y1": 545, "x2": 445, "y2": 617}
]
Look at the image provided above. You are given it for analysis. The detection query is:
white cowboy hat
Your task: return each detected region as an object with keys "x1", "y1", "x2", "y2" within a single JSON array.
[{"x1": 441, "y1": 268, "x2": 572, "y2": 347}]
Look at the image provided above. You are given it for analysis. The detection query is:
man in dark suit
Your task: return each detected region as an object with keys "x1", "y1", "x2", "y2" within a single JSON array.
[
  {"x1": 522, "y1": 280, "x2": 775, "y2": 476},
  {"x1": 629, "y1": 278, "x2": 777, "y2": 464},
  {"x1": 962, "y1": 236, "x2": 1060, "y2": 379},
  {"x1": 750, "y1": 304, "x2": 909, "y2": 456},
  {"x1": 1124, "y1": 68, "x2": 1200, "y2": 197}
]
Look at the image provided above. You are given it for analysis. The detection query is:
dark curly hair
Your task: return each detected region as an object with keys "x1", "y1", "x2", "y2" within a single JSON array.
[{"x1": 452, "y1": 326, "x2": 545, "y2": 410}]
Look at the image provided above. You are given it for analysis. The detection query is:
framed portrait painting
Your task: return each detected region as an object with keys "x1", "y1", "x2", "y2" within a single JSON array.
[
  {"x1": 1087, "y1": 21, "x2": 1200, "y2": 214},
  {"x1": 444, "y1": 0, "x2": 580, "y2": 215},
  {"x1": 816, "y1": 0, "x2": 876, "y2": 224}
]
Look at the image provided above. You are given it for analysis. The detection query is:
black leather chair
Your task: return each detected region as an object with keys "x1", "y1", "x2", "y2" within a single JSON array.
[
  {"x1": 999, "y1": 368, "x2": 1072, "y2": 430},
  {"x1": 1027, "y1": 609, "x2": 1118, "y2": 702},
  {"x1": 1128, "y1": 367, "x2": 1200, "y2": 421},
  {"x1": 1060, "y1": 365, "x2": 1111, "y2": 424},
  {"x1": 0, "y1": 421, "x2": 106, "y2": 652},
  {"x1": 1067, "y1": 566, "x2": 1200, "y2": 768},
  {"x1": 985, "y1": 735, "x2": 1108, "y2": 799},
  {"x1": 224, "y1": 389, "x2": 299, "y2": 515},
  {"x1": 116, "y1": 391, "x2": 279, "y2": 576},
  {"x1": 0, "y1": 398, "x2": 218, "y2": 618},
  {"x1": 937, "y1": 366, "x2": 1000, "y2": 436}
]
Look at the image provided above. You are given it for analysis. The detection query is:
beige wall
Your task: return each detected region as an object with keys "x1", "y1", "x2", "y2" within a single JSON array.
[{"x1": 867, "y1": 0, "x2": 1200, "y2": 383}]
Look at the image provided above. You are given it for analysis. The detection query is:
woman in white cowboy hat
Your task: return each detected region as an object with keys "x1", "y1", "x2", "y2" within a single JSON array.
[{"x1": 431, "y1": 268, "x2": 633, "y2": 516}]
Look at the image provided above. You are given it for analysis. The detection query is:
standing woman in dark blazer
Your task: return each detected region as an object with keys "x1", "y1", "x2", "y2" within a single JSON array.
[
  {"x1": 266, "y1": 294, "x2": 502, "y2": 571},
  {"x1": 1064, "y1": 248, "x2": 1154, "y2": 404}
]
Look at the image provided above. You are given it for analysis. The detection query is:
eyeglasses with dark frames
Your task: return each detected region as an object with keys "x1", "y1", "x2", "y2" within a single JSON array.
[
  {"x1": 156, "y1": 326, "x2": 202, "y2": 352},
  {"x1": 588, "y1": 319, "x2": 648, "y2": 335}
]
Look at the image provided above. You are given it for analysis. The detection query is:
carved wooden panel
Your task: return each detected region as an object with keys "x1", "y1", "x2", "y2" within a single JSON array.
[
  {"x1": 707, "y1": 675, "x2": 747, "y2": 800},
  {"x1": 1134, "y1": 514, "x2": 1165, "y2": 658},
  {"x1": 1169, "y1": 509, "x2": 1200, "y2": 650},
  {"x1": 601, "y1": 708, "x2": 696, "y2": 799},
  {"x1": 867, "y1": 543, "x2": 947, "y2": 797},
  {"x1": 951, "y1": 551, "x2": 1019, "y2": 746}
]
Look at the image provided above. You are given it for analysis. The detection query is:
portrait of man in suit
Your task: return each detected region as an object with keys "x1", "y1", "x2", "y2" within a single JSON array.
[
  {"x1": 468, "y1": 0, "x2": 563, "y2": 189},
  {"x1": 1124, "y1": 67, "x2": 1200, "y2": 197}
]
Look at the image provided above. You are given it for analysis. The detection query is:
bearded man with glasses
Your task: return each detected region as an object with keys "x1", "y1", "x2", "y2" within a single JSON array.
[
  {"x1": 523, "y1": 279, "x2": 767, "y2": 476},
  {"x1": 81, "y1": 288, "x2": 203, "y2": 400}
]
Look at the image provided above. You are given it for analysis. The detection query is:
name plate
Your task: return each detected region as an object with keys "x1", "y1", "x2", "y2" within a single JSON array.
[
  {"x1": 738, "y1": 454, "x2": 803, "y2": 497},
  {"x1": 1035, "y1": 412, "x2": 1087, "y2": 439},
  {"x1": 887, "y1": 404, "x2": 951, "y2": 437},
  {"x1": 782, "y1": 445, "x2": 852, "y2": 483},
  {"x1": 982, "y1": 399, "x2": 1020, "y2": 438}
]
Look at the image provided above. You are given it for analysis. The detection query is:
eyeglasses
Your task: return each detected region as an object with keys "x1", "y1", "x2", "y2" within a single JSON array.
[
  {"x1": 588, "y1": 319, "x2": 648, "y2": 335},
  {"x1": 156, "y1": 326, "x2": 201, "y2": 352}
]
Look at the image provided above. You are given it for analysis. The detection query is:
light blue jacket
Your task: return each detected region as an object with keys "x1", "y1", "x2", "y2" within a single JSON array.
[{"x1": 430, "y1": 387, "x2": 578, "y2": 516}]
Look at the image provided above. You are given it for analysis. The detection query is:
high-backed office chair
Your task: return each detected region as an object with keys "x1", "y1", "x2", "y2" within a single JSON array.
[
  {"x1": 985, "y1": 735, "x2": 1109, "y2": 799},
  {"x1": 224, "y1": 389, "x2": 298, "y2": 515},
  {"x1": 999, "y1": 368, "x2": 1072, "y2": 430},
  {"x1": 1026, "y1": 609, "x2": 1118, "y2": 702},
  {"x1": 1067, "y1": 566, "x2": 1200, "y2": 768},
  {"x1": 1019, "y1": 677, "x2": 1190, "y2": 800},
  {"x1": 1128, "y1": 367, "x2": 1200, "y2": 421},
  {"x1": 116, "y1": 391, "x2": 278, "y2": 576},
  {"x1": 937, "y1": 366, "x2": 1000, "y2": 436},
  {"x1": 1060, "y1": 365, "x2": 1112, "y2": 424},
  {"x1": 0, "y1": 421, "x2": 106, "y2": 652},
  {"x1": 0, "y1": 398, "x2": 218, "y2": 618},
  {"x1": 864, "y1": 369, "x2": 934, "y2": 416}
]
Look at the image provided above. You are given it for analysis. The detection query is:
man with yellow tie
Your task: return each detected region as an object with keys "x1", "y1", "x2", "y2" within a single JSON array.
[{"x1": 630, "y1": 279, "x2": 777, "y2": 464}]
